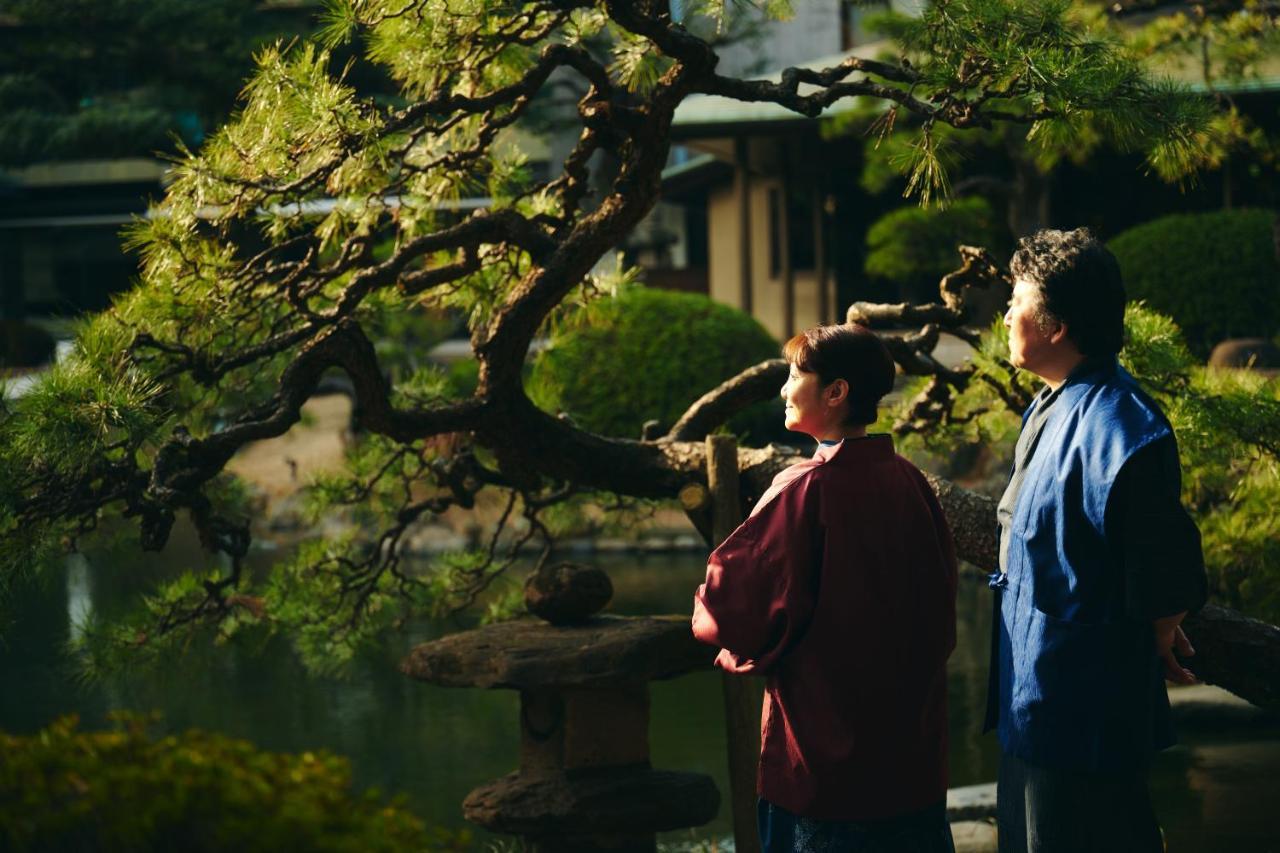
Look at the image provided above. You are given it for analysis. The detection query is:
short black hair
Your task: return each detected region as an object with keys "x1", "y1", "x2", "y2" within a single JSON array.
[
  {"x1": 783, "y1": 323, "x2": 896, "y2": 426},
  {"x1": 1009, "y1": 228, "x2": 1126, "y2": 357}
]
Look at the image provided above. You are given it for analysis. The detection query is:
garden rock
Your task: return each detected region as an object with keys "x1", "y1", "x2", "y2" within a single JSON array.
[
  {"x1": 524, "y1": 562, "x2": 613, "y2": 625},
  {"x1": 1208, "y1": 338, "x2": 1280, "y2": 371}
]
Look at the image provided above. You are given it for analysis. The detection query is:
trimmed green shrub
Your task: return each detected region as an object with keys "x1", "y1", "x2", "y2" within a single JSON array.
[
  {"x1": 444, "y1": 357, "x2": 480, "y2": 398},
  {"x1": 0, "y1": 714, "x2": 438, "y2": 853},
  {"x1": 0, "y1": 320, "x2": 56, "y2": 368},
  {"x1": 1108, "y1": 209, "x2": 1280, "y2": 356},
  {"x1": 864, "y1": 197, "x2": 1009, "y2": 303},
  {"x1": 528, "y1": 288, "x2": 780, "y2": 441}
]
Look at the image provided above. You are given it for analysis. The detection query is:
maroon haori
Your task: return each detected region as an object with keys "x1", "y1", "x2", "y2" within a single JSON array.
[{"x1": 692, "y1": 435, "x2": 957, "y2": 821}]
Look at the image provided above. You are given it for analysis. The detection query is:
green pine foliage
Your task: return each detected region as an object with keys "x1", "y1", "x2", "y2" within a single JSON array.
[
  {"x1": 0, "y1": 714, "x2": 441, "y2": 853},
  {"x1": 886, "y1": 303, "x2": 1280, "y2": 624},
  {"x1": 875, "y1": 316, "x2": 1027, "y2": 462},
  {"x1": 1108, "y1": 209, "x2": 1280, "y2": 356},
  {"x1": 1129, "y1": 0, "x2": 1280, "y2": 85},
  {"x1": 1124, "y1": 0, "x2": 1280, "y2": 179},
  {"x1": 848, "y1": 0, "x2": 1279, "y2": 201},
  {"x1": 864, "y1": 0, "x2": 1212, "y2": 200},
  {"x1": 0, "y1": 321, "x2": 171, "y2": 583},
  {"x1": 527, "y1": 287, "x2": 780, "y2": 440}
]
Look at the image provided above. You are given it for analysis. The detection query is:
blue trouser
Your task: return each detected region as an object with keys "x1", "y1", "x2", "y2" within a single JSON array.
[
  {"x1": 758, "y1": 798, "x2": 957, "y2": 853},
  {"x1": 996, "y1": 751, "x2": 1163, "y2": 853}
]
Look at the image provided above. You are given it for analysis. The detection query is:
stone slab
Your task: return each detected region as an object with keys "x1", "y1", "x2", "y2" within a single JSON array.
[
  {"x1": 462, "y1": 765, "x2": 720, "y2": 836},
  {"x1": 947, "y1": 782, "x2": 997, "y2": 821},
  {"x1": 400, "y1": 614, "x2": 716, "y2": 688},
  {"x1": 1168, "y1": 683, "x2": 1275, "y2": 728},
  {"x1": 951, "y1": 819, "x2": 998, "y2": 853}
]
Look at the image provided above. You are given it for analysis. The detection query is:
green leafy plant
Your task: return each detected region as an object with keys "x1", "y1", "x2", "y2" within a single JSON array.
[
  {"x1": 0, "y1": 1, "x2": 315, "y2": 165},
  {"x1": 0, "y1": 713, "x2": 442, "y2": 853}
]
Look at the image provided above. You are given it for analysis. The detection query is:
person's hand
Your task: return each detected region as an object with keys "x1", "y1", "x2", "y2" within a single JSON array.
[{"x1": 1155, "y1": 614, "x2": 1197, "y2": 685}]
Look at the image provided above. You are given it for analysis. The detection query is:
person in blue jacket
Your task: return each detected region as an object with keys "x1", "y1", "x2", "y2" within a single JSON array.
[{"x1": 985, "y1": 228, "x2": 1208, "y2": 853}]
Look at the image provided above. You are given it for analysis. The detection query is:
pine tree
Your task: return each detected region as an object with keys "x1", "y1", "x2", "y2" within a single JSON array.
[{"x1": 2, "y1": 0, "x2": 1247, "y2": 676}]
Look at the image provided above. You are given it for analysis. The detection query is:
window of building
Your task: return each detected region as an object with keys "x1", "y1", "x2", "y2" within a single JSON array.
[
  {"x1": 770, "y1": 184, "x2": 817, "y2": 277},
  {"x1": 769, "y1": 187, "x2": 782, "y2": 279}
]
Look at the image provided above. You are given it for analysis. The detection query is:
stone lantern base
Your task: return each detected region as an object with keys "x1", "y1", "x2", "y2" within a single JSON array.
[
  {"x1": 464, "y1": 764, "x2": 719, "y2": 852},
  {"x1": 402, "y1": 615, "x2": 722, "y2": 851}
]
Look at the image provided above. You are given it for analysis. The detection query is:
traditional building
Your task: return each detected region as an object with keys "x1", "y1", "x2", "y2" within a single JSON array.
[
  {"x1": 642, "y1": 44, "x2": 888, "y2": 342},
  {"x1": 640, "y1": 25, "x2": 1280, "y2": 342},
  {"x1": 0, "y1": 159, "x2": 166, "y2": 322}
]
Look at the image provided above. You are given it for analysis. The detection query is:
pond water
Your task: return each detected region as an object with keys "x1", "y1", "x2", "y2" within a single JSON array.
[{"x1": 3, "y1": 526, "x2": 1279, "y2": 851}]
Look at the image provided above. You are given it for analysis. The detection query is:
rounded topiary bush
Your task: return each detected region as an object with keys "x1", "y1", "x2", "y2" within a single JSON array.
[
  {"x1": 864, "y1": 197, "x2": 1009, "y2": 304},
  {"x1": 528, "y1": 288, "x2": 780, "y2": 441},
  {"x1": 1108, "y1": 209, "x2": 1280, "y2": 356},
  {"x1": 0, "y1": 715, "x2": 432, "y2": 853}
]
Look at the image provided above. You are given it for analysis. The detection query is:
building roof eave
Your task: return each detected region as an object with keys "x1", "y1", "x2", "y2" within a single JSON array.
[{"x1": 659, "y1": 153, "x2": 734, "y2": 196}]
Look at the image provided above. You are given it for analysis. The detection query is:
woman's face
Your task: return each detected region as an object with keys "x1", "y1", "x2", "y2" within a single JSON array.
[{"x1": 781, "y1": 364, "x2": 838, "y2": 438}]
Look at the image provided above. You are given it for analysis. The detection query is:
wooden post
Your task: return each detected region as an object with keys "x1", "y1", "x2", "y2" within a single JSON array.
[
  {"x1": 705, "y1": 434, "x2": 762, "y2": 853},
  {"x1": 706, "y1": 435, "x2": 743, "y2": 547}
]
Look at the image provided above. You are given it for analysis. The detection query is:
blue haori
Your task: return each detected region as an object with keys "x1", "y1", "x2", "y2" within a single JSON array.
[{"x1": 992, "y1": 360, "x2": 1176, "y2": 772}]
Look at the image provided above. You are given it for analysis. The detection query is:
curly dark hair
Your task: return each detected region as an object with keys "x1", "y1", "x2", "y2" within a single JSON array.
[{"x1": 1009, "y1": 228, "x2": 1126, "y2": 357}]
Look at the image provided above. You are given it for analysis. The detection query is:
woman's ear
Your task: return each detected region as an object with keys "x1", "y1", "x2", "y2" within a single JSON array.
[{"x1": 826, "y1": 378, "x2": 849, "y2": 408}]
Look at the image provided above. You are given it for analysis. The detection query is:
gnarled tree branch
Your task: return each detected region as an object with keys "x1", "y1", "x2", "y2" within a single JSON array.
[{"x1": 667, "y1": 359, "x2": 787, "y2": 442}]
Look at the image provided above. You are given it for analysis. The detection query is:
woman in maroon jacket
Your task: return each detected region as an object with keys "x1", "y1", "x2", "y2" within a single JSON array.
[{"x1": 692, "y1": 323, "x2": 958, "y2": 852}]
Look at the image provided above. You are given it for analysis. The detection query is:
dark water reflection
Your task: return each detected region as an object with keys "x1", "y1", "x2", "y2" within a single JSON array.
[{"x1": 2, "y1": 532, "x2": 1278, "y2": 850}]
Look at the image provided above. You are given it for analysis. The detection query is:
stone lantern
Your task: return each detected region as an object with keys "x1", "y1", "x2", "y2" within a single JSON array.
[{"x1": 400, "y1": 563, "x2": 720, "y2": 852}]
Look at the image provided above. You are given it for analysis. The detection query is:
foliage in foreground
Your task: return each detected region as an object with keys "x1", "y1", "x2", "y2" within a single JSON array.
[
  {"x1": 885, "y1": 304, "x2": 1280, "y2": 623},
  {"x1": 1108, "y1": 209, "x2": 1280, "y2": 356},
  {"x1": 0, "y1": 714, "x2": 451, "y2": 853}
]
